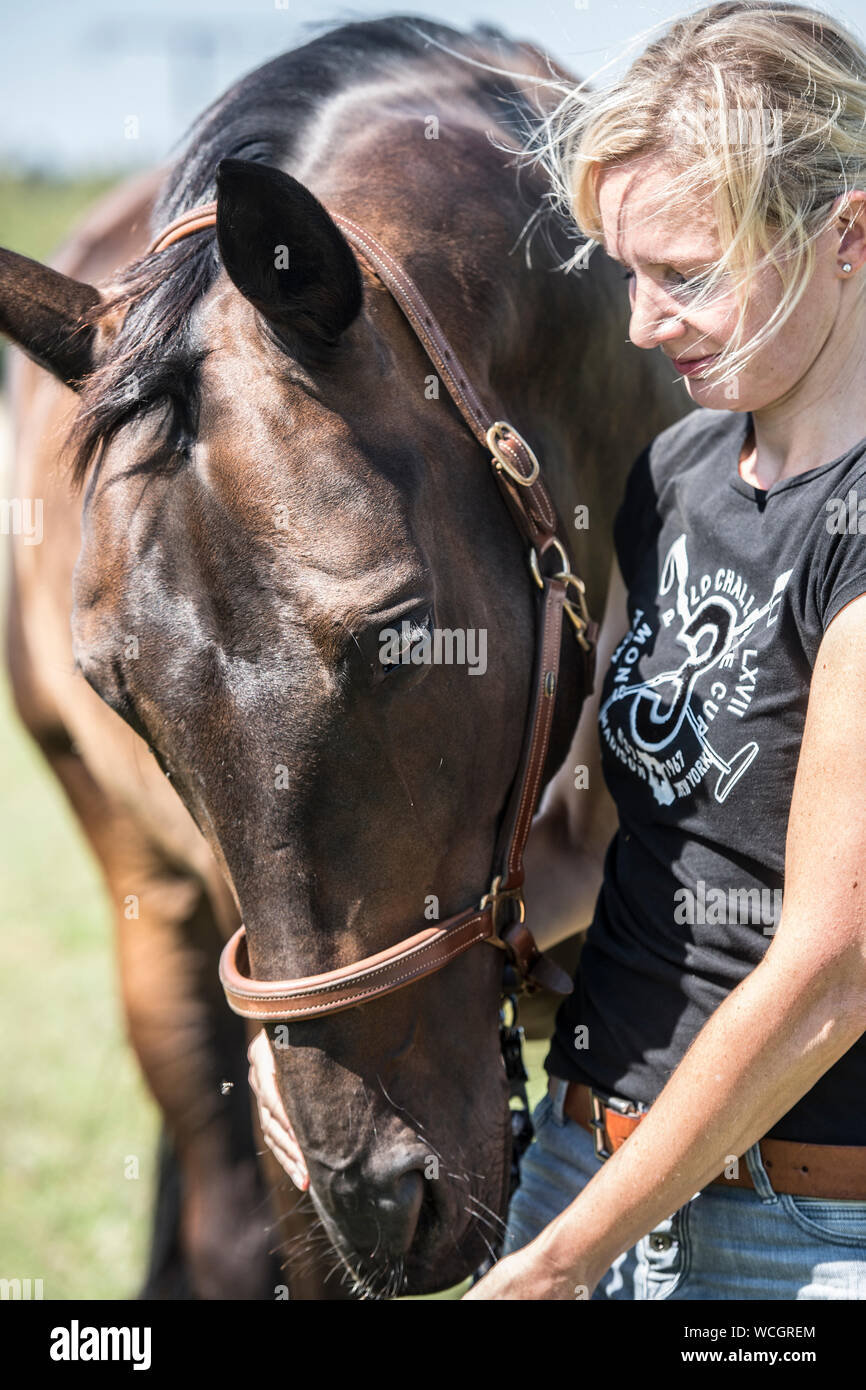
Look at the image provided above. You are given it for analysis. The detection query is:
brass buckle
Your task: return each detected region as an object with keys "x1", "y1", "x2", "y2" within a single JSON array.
[
  {"x1": 486, "y1": 421, "x2": 540, "y2": 487},
  {"x1": 589, "y1": 1089, "x2": 612, "y2": 1161},
  {"x1": 589, "y1": 1090, "x2": 642, "y2": 1161},
  {"x1": 479, "y1": 873, "x2": 526, "y2": 940},
  {"x1": 529, "y1": 539, "x2": 594, "y2": 652}
]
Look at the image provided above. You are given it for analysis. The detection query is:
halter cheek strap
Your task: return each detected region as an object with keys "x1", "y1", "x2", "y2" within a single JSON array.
[{"x1": 144, "y1": 197, "x2": 599, "y2": 1021}]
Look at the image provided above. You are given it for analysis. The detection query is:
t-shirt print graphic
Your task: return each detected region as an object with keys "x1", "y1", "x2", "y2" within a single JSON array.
[{"x1": 600, "y1": 533, "x2": 792, "y2": 806}]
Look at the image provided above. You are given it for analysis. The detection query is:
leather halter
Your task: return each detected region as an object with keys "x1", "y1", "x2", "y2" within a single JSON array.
[{"x1": 144, "y1": 197, "x2": 599, "y2": 1021}]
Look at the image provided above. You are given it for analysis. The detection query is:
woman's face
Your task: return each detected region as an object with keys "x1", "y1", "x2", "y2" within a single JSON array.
[{"x1": 595, "y1": 155, "x2": 860, "y2": 414}]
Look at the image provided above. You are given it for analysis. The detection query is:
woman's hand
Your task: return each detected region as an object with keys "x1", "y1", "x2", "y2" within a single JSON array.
[
  {"x1": 461, "y1": 1238, "x2": 591, "y2": 1300},
  {"x1": 247, "y1": 1028, "x2": 310, "y2": 1191}
]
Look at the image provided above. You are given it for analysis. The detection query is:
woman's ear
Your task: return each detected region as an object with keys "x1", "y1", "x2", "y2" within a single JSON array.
[{"x1": 834, "y1": 191, "x2": 866, "y2": 274}]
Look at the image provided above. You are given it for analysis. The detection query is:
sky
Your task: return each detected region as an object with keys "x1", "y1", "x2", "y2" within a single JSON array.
[{"x1": 3, "y1": 0, "x2": 866, "y2": 174}]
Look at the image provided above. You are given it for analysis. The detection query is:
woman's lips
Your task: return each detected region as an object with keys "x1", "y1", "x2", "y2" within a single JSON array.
[{"x1": 672, "y1": 353, "x2": 720, "y2": 376}]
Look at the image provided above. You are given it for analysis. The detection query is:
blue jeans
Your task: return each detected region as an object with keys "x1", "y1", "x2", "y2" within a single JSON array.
[{"x1": 503, "y1": 1080, "x2": 866, "y2": 1299}]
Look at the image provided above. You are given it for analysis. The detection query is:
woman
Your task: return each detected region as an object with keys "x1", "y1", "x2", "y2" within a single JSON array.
[{"x1": 250, "y1": 1, "x2": 866, "y2": 1299}]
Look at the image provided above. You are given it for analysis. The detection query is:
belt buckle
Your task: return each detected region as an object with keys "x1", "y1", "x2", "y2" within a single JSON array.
[
  {"x1": 589, "y1": 1089, "x2": 612, "y2": 1161},
  {"x1": 589, "y1": 1088, "x2": 641, "y2": 1161}
]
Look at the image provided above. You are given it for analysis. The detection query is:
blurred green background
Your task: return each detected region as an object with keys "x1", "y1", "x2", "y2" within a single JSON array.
[
  {"x1": 0, "y1": 176, "x2": 549, "y2": 1298},
  {"x1": 0, "y1": 172, "x2": 159, "y2": 1301}
]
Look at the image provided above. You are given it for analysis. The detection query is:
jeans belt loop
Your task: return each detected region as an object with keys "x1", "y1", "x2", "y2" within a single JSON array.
[
  {"x1": 550, "y1": 1076, "x2": 569, "y2": 1126},
  {"x1": 744, "y1": 1140, "x2": 780, "y2": 1204}
]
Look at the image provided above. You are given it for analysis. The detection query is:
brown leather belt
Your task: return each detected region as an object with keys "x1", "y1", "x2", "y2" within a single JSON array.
[{"x1": 549, "y1": 1078, "x2": 866, "y2": 1200}]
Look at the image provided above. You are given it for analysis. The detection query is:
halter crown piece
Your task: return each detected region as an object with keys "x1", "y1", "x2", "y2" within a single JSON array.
[{"x1": 144, "y1": 197, "x2": 599, "y2": 1021}]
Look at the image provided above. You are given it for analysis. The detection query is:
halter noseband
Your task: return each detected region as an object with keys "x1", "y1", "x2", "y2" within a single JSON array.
[{"x1": 143, "y1": 197, "x2": 598, "y2": 1021}]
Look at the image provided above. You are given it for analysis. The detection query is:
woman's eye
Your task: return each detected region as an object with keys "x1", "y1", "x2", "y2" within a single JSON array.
[
  {"x1": 668, "y1": 270, "x2": 716, "y2": 299},
  {"x1": 667, "y1": 271, "x2": 691, "y2": 292},
  {"x1": 621, "y1": 267, "x2": 718, "y2": 299}
]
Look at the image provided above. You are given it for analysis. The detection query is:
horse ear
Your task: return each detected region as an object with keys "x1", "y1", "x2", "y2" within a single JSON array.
[
  {"x1": 215, "y1": 158, "x2": 363, "y2": 351},
  {"x1": 0, "y1": 247, "x2": 100, "y2": 389}
]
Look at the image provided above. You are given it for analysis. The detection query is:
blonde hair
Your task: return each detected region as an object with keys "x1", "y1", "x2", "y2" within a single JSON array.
[{"x1": 518, "y1": 2, "x2": 866, "y2": 393}]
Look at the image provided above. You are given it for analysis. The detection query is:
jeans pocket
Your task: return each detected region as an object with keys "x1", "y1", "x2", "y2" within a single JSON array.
[
  {"x1": 637, "y1": 1209, "x2": 688, "y2": 1298},
  {"x1": 779, "y1": 1193, "x2": 866, "y2": 1248}
]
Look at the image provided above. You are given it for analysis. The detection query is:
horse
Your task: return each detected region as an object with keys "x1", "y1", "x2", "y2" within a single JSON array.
[{"x1": 1, "y1": 14, "x2": 688, "y2": 1298}]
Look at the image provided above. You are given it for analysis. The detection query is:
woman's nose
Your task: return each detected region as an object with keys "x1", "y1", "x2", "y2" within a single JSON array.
[{"x1": 627, "y1": 281, "x2": 687, "y2": 353}]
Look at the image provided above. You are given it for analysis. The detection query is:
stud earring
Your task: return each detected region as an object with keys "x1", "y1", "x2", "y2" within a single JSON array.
[{"x1": 843, "y1": 262, "x2": 853, "y2": 273}]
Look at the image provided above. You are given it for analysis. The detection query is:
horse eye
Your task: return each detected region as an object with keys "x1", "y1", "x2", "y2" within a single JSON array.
[
  {"x1": 374, "y1": 605, "x2": 434, "y2": 682},
  {"x1": 383, "y1": 611, "x2": 431, "y2": 670}
]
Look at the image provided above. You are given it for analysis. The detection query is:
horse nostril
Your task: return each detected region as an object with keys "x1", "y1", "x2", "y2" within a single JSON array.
[
  {"x1": 327, "y1": 1159, "x2": 433, "y2": 1260},
  {"x1": 379, "y1": 1170, "x2": 425, "y2": 1254}
]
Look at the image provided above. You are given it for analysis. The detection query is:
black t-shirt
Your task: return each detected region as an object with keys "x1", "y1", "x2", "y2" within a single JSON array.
[{"x1": 546, "y1": 404, "x2": 866, "y2": 1144}]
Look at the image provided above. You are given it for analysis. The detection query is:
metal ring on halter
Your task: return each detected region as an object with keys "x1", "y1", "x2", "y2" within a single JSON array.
[
  {"x1": 529, "y1": 539, "x2": 594, "y2": 649},
  {"x1": 529, "y1": 536, "x2": 572, "y2": 589},
  {"x1": 486, "y1": 421, "x2": 540, "y2": 487},
  {"x1": 479, "y1": 874, "x2": 527, "y2": 942}
]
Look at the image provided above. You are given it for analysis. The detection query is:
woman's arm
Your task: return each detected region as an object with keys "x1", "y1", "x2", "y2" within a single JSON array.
[
  {"x1": 523, "y1": 552, "x2": 627, "y2": 952},
  {"x1": 465, "y1": 591, "x2": 866, "y2": 1299}
]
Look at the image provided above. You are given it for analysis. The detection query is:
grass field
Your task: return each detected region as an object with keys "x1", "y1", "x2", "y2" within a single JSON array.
[
  {"x1": 0, "y1": 653, "x2": 159, "y2": 1298},
  {"x1": 0, "y1": 172, "x2": 162, "y2": 1299},
  {"x1": 0, "y1": 173, "x2": 551, "y2": 1301},
  {"x1": 0, "y1": 172, "x2": 118, "y2": 260}
]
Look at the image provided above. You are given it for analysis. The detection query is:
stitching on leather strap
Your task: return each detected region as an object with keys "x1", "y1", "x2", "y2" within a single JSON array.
[
  {"x1": 221, "y1": 911, "x2": 490, "y2": 1002},
  {"x1": 507, "y1": 581, "x2": 565, "y2": 881},
  {"x1": 222, "y1": 912, "x2": 492, "y2": 1018},
  {"x1": 333, "y1": 215, "x2": 491, "y2": 445}
]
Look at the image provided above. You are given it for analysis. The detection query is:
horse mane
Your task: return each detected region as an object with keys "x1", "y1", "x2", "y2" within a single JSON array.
[{"x1": 66, "y1": 14, "x2": 544, "y2": 487}]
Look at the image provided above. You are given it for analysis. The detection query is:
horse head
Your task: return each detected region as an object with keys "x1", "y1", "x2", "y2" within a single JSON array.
[{"x1": 0, "y1": 133, "x2": 588, "y2": 1292}]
